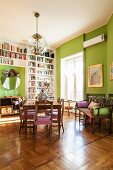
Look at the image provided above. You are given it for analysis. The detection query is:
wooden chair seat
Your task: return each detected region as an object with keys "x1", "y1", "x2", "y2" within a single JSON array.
[{"x1": 34, "y1": 100, "x2": 53, "y2": 140}]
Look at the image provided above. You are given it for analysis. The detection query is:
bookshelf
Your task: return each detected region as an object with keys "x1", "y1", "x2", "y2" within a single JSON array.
[
  {"x1": 27, "y1": 50, "x2": 55, "y2": 101},
  {"x1": 0, "y1": 41, "x2": 27, "y2": 67},
  {"x1": 0, "y1": 39, "x2": 55, "y2": 101}
]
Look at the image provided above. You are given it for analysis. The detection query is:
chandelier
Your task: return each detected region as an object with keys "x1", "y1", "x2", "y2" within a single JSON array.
[{"x1": 28, "y1": 12, "x2": 46, "y2": 55}]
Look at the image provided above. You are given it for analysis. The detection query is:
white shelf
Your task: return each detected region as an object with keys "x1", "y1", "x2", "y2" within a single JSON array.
[
  {"x1": 28, "y1": 66, "x2": 36, "y2": 68},
  {"x1": 37, "y1": 61, "x2": 45, "y2": 64},
  {"x1": 27, "y1": 53, "x2": 36, "y2": 56},
  {"x1": 37, "y1": 68, "x2": 54, "y2": 71},
  {"x1": 28, "y1": 73, "x2": 36, "y2": 75},
  {"x1": 28, "y1": 60, "x2": 36, "y2": 62},
  {"x1": 45, "y1": 62, "x2": 53, "y2": 64},
  {"x1": 45, "y1": 56, "x2": 54, "y2": 59},
  {"x1": 37, "y1": 74, "x2": 53, "y2": 77},
  {"x1": 29, "y1": 80, "x2": 36, "y2": 81},
  {"x1": 0, "y1": 56, "x2": 10, "y2": 59}
]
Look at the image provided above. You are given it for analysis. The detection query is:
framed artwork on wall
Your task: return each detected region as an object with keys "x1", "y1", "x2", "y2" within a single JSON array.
[
  {"x1": 110, "y1": 63, "x2": 113, "y2": 80},
  {"x1": 88, "y1": 64, "x2": 103, "y2": 87}
]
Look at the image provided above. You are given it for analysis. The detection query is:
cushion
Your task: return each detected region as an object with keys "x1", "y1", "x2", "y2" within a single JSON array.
[
  {"x1": 93, "y1": 107, "x2": 109, "y2": 116},
  {"x1": 76, "y1": 101, "x2": 89, "y2": 108},
  {"x1": 88, "y1": 101, "x2": 100, "y2": 110}
]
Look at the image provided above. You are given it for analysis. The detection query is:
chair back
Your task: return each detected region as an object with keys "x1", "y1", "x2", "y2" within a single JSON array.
[
  {"x1": 35, "y1": 100, "x2": 53, "y2": 121},
  {"x1": 57, "y1": 98, "x2": 64, "y2": 115},
  {"x1": 60, "y1": 99, "x2": 64, "y2": 115},
  {"x1": 17, "y1": 99, "x2": 24, "y2": 117}
]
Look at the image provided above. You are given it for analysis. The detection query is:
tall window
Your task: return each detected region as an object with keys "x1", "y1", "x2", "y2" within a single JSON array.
[{"x1": 61, "y1": 52, "x2": 83, "y2": 101}]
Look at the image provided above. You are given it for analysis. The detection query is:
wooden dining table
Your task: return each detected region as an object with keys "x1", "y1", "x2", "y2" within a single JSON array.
[{"x1": 23, "y1": 101, "x2": 62, "y2": 137}]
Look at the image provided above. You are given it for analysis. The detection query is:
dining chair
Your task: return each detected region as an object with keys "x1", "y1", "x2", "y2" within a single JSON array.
[
  {"x1": 52, "y1": 98, "x2": 64, "y2": 133},
  {"x1": 18, "y1": 99, "x2": 35, "y2": 134},
  {"x1": 34, "y1": 100, "x2": 53, "y2": 140}
]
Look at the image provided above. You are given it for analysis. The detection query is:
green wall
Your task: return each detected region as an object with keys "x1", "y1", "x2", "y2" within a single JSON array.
[
  {"x1": 107, "y1": 14, "x2": 113, "y2": 95},
  {"x1": 85, "y1": 25, "x2": 107, "y2": 95},
  {"x1": 0, "y1": 65, "x2": 26, "y2": 97},
  {"x1": 56, "y1": 13, "x2": 113, "y2": 99},
  {"x1": 56, "y1": 35, "x2": 84, "y2": 97}
]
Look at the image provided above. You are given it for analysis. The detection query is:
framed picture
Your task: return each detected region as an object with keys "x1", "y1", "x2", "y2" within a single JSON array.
[
  {"x1": 88, "y1": 64, "x2": 103, "y2": 87},
  {"x1": 110, "y1": 63, "x2": 113, "y2": 80}
]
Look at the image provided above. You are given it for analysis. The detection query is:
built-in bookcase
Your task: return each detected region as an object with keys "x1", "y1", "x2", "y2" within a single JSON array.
[
  {"x1": 27, "y1": 50, "x2": 55, "y2": 101},
  {"x1": 0, "y1": 39, "x2": 55, "y2": 101}
]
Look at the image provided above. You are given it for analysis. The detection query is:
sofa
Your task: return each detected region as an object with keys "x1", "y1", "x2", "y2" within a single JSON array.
[{"x1": 75, "y1": 96, "x2": 113, "y2": 134}]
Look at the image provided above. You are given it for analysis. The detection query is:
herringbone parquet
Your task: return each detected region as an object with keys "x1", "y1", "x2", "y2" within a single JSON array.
[{"x1": 0, "y1": 113, "x2": 113, "y2": 170}]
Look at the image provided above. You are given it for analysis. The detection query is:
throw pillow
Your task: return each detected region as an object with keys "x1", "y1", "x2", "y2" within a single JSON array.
[
  {"x1": 76, "y1": 101, "x2": 89, "y2": 108},
  {"x1": 88, "y1": 101, "x2": 100, "y2": 110},
  {"x1": 93, "y1": 107, "x2": 109, "y2": 116}
]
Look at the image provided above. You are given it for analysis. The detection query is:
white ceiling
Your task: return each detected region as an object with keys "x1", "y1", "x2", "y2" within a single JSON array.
[{"x1": 0, "y1": 0, "x2": 113, "y2": 49}]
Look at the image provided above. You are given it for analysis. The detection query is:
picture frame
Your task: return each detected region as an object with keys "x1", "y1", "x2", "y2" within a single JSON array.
[
  {"x1": 88, "y1": 64, "x2": 103, "y2": 87},
  {"x1": 110, "y1": 63, "x2": 113, "y2": 80}
]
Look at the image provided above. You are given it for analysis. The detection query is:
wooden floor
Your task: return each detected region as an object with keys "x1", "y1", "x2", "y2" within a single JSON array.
[{"x1": 0, "y1": 113, "x2": 113, "y2": 170}]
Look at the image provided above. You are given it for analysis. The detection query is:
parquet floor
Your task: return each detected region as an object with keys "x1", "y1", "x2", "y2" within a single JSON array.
[{"x1": 0, "y1": 113, "x2": 113, "y2": 170}]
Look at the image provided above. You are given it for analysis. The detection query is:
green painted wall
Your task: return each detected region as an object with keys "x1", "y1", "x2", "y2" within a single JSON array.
[
  {"x1": 56, "y1": 13, "x2": 113, "y2": 98},
  {"x1": 0, "y1": 65, "x2": 26, "y2": 97},
  {"x1": 85, "y1": 25, "x2": 107, "y2": 95},
  {"x1": 107, "y1": 14, "x2": 113, "y2": 95},
  {"x1": 56, "y1": 35, "x2": 84, "y2": 97}
]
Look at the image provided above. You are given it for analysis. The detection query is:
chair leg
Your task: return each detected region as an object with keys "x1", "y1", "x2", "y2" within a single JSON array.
[
  {"x1": 109, "y1": 112, "x2": 112, "y2": 135},
  {"x1": 35, "y1": 125, "x2": 37, "y2": 141},
  {"x1": 79, "y1": 111, "x2": 81, "y2": 126},
  {"x1": 92, "y1": 118, "x2": 95, "y2": 134},
  {"x1": 58, "y1": 122, "x2": 61, "y2": 137},
  {"x1": 19, "y1": 120, "x2": 24, "y2": 134},
  {"x1": 75, "y1": 109, "x2": 77, "y2": 120},
  {"x1": 84, "y1": 115, "x2": 87, "y2": 128},
  {"x1": 19, "y1": 124, "x2": 21, "y2": 134},
  {"x1": 61, "y1": 119, "x2": 64, "y2": 133},
  {"x1": 68, "y1": 109, "x2": 70, "y2": 116},
  {"x1": 33, "y1": 123, "x2": 35, "y2": 135},
  {"x1": 49, "y1": 124, "x2": 52, "y2": 140},
  {"x1": 99, "y1": 118, "x2": 101, "y2": 129}
]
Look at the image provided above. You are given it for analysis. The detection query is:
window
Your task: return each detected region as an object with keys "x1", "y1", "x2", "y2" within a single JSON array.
[{"x1": 61, "y1": 52, "x2": 83, "y2": 101}]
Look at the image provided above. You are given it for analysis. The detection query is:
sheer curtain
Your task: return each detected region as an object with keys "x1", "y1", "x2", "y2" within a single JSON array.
[{"x1": 61, "y1": 52, "x2": 83, "y2": 101}]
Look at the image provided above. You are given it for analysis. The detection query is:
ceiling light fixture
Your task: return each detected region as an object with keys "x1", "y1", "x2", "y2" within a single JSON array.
[{"x1": 28, "y1": 12, "x2": 46, "y2": 55}]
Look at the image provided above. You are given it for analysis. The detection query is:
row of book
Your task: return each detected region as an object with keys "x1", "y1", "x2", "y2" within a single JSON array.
[
  {"x1": 37, "y1": 70, "x2": 53, "y2": 75},
  {"x1": 28, "y1": 88, "x2": 35, "y2": 93},
  {"x1": 28, "y1": 68, "x2": 36, "y2": 74},
  {"x1": 0, "y1": 42, "x2": 27, "y2": 54},
  {"x1": 0, "y1": 49, "x2": 26, "y2": 60},
  {"x1": 0, "y1": 58, "x2": 13, "y2": 65},
  {"x1": 37, "y1": 63, "x2": 54, "y2": 69}
]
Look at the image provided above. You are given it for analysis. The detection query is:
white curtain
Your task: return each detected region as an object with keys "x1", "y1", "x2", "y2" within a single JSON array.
[{"x1": 61, "y1": 53, "x2": 83, "y2": 101}]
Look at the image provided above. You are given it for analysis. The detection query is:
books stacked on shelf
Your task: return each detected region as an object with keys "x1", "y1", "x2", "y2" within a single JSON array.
[
  {"x1": 28, "y1": 87, "x2": 35, "y2": 93},
  {"x1": 0, "y1": 42, "x2": 27, "y2": 60},
  {"x1": 29, "y1": 81, "x2": 35, "y2": 87},
  {"x1": 37, "y1": 70, "x2": 53, "y2": 76},
  {"x1": 44, "y1": 50, "x2": 54, "y2": 58},
  {"x1": 0, "y1": 58, "x2": 14, "y2": 65},
  {"x1": 29, "y1": 55, "x2": 36, "y2": 61},
  {"x1": 28, "y1": 68, "x2": 36, "y2": 74}
]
